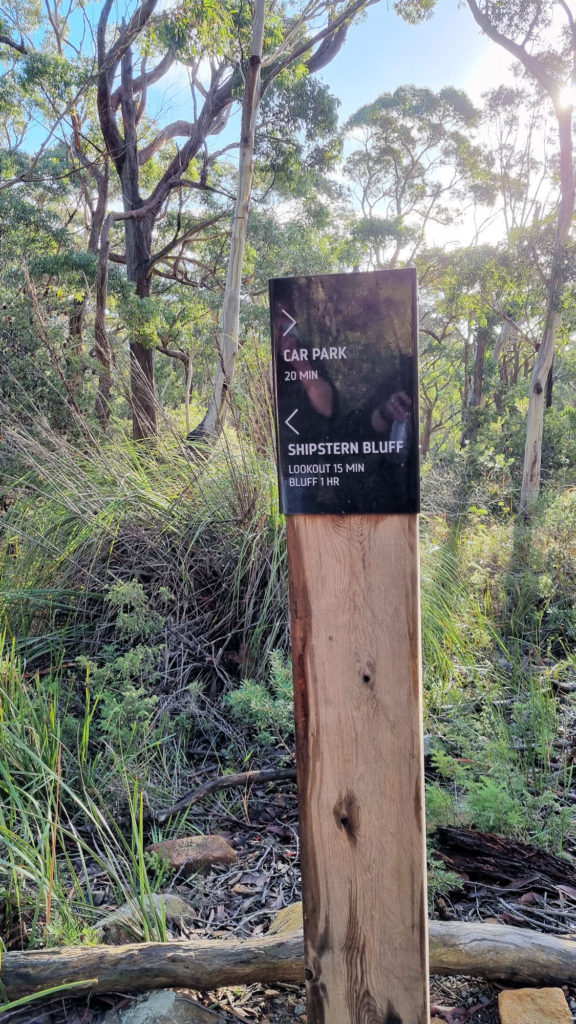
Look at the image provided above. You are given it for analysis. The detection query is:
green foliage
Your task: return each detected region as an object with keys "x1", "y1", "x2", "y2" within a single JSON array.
[
  {"x1": 427, "y1": 677, "x2": 574, "y2": 850},
  {"x1": 426, "y1": 843, "x2": 464, "y2": 909},
  {"x1": 0, "y1": 635, "x2": 172, "y2": 950},
  {"x1": 0, "y1": 423, "x2": 289, "y2": 689},
  {"x1": 256, "y1": 75, "x2": 341, "y2": 196},
  {"x1": 106, "y1": 580, "x2": 170, "y2": 640},
  {"x1": 502, "y1": 491, "x2": 576, "y2": 654},
  {"x1": 1, "y1": 3, "x2": 576, "y2": 951},
  {"x1": 393, "y1": 0, "x2": 436, "y2": 23},
  {"x1": 77, "y1": 646, "x2": 161, "y2": 754},
  {"x1": 542, "y1": 407, "x2": 576, "y2": 486},
  {"x1": 152, "y1": 0, "x2": 236, "y2": 59},
  {"x1": 344, "y1": 86, "x2": 491, "y2": 268},
  {"x1": 224, "y1": 650, "x2": 294, "y2": 749}
]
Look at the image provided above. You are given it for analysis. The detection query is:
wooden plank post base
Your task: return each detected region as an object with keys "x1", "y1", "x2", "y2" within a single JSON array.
[{"x1": 287, "y1": 513, "x2": 429, "y2": 1024}]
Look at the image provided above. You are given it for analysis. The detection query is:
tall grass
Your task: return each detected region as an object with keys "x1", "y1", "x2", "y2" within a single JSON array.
[
  {"x1": 0, "y1": 418, "x2": 288, "y2": 689},
  {"x1": 0, "y1": 633, "x2": 179, "y2": 952},
  {"x1": 3, "y1": 408, "x2": 574, "y2": 954}
]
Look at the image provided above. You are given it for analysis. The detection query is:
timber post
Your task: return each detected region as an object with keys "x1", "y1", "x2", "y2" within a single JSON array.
[{"x1": 270, "y1": 269, "x2": 429, "y2": 1024}]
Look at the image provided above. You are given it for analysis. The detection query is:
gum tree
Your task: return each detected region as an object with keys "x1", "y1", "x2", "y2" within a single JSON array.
[
  {"x1": 466, "y1": 0, "x2": 576, "y2": 513},
  {"x1": 94, "y1": 0, "x2": 384, "y2": 438},
  {"x1": 2, "y1": 0, "x2": 386, "y2": 438},
  {"x1": 344, "y1": 86, "x2": 492, "y2": 269}
]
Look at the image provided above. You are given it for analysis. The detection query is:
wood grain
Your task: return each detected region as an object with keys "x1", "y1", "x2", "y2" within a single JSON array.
[
  {"x1": 5, "y1": 921, "x2": 576, "y2": 1001},
  {"x1": 286, "y1": 514, "x2": 429, "y2": 1024}
]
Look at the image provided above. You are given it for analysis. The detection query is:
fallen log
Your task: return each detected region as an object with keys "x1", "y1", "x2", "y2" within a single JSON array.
[
  {"x1": 154, "y1": 767, "x2": 297, "y2": 822},
  {"x1": 434, "y1": 825, "x2": 576, "y2": 892},
  {"x1": 3, "y1": 921, "x2": 576, "y2": 1002}
]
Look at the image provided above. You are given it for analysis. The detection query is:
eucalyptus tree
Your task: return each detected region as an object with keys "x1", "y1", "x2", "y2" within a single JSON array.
[
  {"x1": 2, "y1": 0, "x2": 389, "y2": 438},
  {"x1": 93, "y1": 0, "x2": 386, "y2": 438},
  {"x1": 343, "y1": 86, "x2": 493, "y2": 269},
  {"x1": 416, "y1": 225, "x2": 557, "y2": 468},
  {"x1": 466, "y1": 0, "x2": 576, "y2": 513},
  {"x1": 482, "y1": 85, "x2": 559, "y2": 237},
  {"x1": 0, "y1": 145, "x2": 94, "y2": 430}
]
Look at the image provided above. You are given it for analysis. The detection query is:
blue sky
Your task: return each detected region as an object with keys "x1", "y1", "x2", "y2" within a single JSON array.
[
  {"x1": 320, "y1": 0, "x2": 513, "y2": 117},
  {"x1": 151, "y1": 0, "x2": 516, "y2": 140},
  {"x1": 144, "y1": 0, "x2": 516, "y2": 182}
]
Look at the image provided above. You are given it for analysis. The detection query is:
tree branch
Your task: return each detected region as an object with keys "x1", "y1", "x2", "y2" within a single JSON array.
[
  {"x1": 466, "y1": 0, "x2": 559, "y2": 99},
  {"x1": 0, "y1": 33, "x2": 28, "y2": 53},
  {"x1": 97, "y1": 0, "x2": 125, "y2": 171},
  {"x1": 145, "y1": 76, "x2": 235, "y2": 214},
  {"x1": 149, "y1": 211, "x2": 229, "y2": 269},
  {"x1": 138, "y1": 120, "x2": 200, "y2": 165},
  {"x1": 155, "y1": 766, "x2": 297, "y2": 822},
  {"x1": 111, "y1": 49, "x2": 175, "y2": 110},
  {"x1": 6, "y1": 920, "x2": 576, "y2": 1000},
  {"x1": 262, "y1": 0, "x2": 380, "y2": 88},
  {"x1": 103, "y1": 0, "x2": 158, "y2": 85}
]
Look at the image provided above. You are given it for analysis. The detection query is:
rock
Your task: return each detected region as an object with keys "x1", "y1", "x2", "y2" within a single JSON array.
[
  {"x1": 98, "y1": 990, "x2": 223, "y2": 1023},
  {"x1": 498, "y1": 987, "x2": 572, "y2": 1024},
  {"x1": 97, "y1": 893, "x2": 196, "y2": 944},
  {"x1": 268, "y1": 901, "x2": 303, "y2": 935},
  {"x1": 146, "y1": 835, "x2": 237, "y2": 876}
]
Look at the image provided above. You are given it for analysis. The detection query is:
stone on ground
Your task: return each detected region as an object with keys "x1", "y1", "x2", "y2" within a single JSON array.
[
  {"x1": 498, "y1": 986, "x2": 571, "y2": 1024},
  {"x1": 98, "y1": 989, "x2": 223, "y2": 1023},
  {"x1": 97, "y1": 893, "x2": 195, "y2": 943},
  {"x1": 268, "y1": 901, "x2": 303, "y2": 935},
  {"x1": 146, "y1": 835, "x2": 237, "y2": 875}
]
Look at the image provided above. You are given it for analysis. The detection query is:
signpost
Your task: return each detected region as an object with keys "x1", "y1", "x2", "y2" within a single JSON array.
[{"x1": 270, "y1": 269, "x2": 429, "y2": 1024}]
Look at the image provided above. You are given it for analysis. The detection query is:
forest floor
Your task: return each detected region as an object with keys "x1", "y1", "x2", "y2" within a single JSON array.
[{"x1": 5, "y1": 761, "x2": 576, "y2": 1024}]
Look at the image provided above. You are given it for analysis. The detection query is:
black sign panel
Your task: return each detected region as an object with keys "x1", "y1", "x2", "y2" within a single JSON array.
[{"x1": 269, "y1": 269, "x2": 419, "y2": 515}]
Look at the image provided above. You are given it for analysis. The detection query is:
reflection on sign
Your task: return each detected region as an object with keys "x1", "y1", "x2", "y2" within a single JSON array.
[{"x1": 269, "y1": 269, "x2": 420, "y2": 515}]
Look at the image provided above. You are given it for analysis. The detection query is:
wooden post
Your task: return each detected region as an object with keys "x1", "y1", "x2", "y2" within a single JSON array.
[
  {"x1": 270, "y1": 268, "x2": 428, "y2": 1022},
  {"x1": 286, "y1": 513, "x2": 428, "y2": 1024}
]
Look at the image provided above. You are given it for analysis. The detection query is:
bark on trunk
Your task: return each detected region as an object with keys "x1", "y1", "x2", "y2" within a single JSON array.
[
  {"x1": 121, "y1": 45, "x2": 157, "y2": 439},
  {"x1": 95, "y1": 213, "x2": 114, "y2": 429},
  {"x1": 198, "y1": 0, "x2": 265, "y2": 437},
  {"x1": 461, "y1": 322, "x2": 489, "y2": 446},
  {"x1": 517, "y1": 106, "x2": 573, "y2": 512},
  {"x1": 67, "y1": 297, "x2": 86, "y2": 397},
  {"x1": 5, "y1": 921, "x2": 576, "y2": 1000}
]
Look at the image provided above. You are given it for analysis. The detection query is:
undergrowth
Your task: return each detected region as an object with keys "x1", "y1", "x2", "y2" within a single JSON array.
[{"x1": 1, "y1": 413, "x2": 575, "y2": 954}]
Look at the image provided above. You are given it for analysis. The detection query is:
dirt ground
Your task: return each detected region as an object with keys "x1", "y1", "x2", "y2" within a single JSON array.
[{"x1": 4, "y1": 773, "x2": 576, "y2": 1023}]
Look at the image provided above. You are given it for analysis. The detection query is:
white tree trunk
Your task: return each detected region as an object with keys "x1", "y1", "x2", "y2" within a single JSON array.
[
  {"x1": 519, "y1": 312, "x2": 558, "y2": 512},
  {"x1": 465, "y1": 0, "x2": 575, "y2": 515},
  {"x1": 520, "y1": 106, "x2": 574, "y2": 512},
  {"x1": 200, "y1": 0, "x2": 266, "y2": 436}
]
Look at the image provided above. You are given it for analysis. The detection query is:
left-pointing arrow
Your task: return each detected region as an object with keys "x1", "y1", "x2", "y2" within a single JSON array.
[{"x1": 285, "y1": 409, "x2": 299, "y2": 435}]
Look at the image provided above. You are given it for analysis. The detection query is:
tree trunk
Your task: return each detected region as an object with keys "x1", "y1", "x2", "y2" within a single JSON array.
[
  {"x1": 518, "y1": 108, "x2": 574, "y2": 512},
  {"x1": 420, "y1": 402, "x2": 433, "y2": 458},
  {"x1": 121, "y1": 45, "x2": 157, "y2": 440},
  {"x1": 95, "y1": 213, "x2": 114, "y2": 429},
  {"x1": 129, "y1": 333, "x2": 157, "y2": 440},
  {"x1": 461, "y1": 323, "x2": 489, "y2": 446},
  {"x1": 67, "y1": 297, "x2": 86, "y2": 398},
  {"x1": 6, "y1": 921, "x2": 576, "y2": 1000},
  {"x1": 198, "y1": 0, "x2": 266, "y2": 437}
]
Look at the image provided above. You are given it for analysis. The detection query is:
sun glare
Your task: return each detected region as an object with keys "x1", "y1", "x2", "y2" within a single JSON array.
[{"x1": 558, "y1": 83, "x2": 576, "y2": 109}]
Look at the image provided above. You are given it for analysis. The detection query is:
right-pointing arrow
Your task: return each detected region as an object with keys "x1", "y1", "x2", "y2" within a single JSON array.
[
  {"x1": 281, "y1": 308, "x2": 297, "y2": 337},
  {"x1": 285, "y1": 409, "x2": 299, "y2": 435}
]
